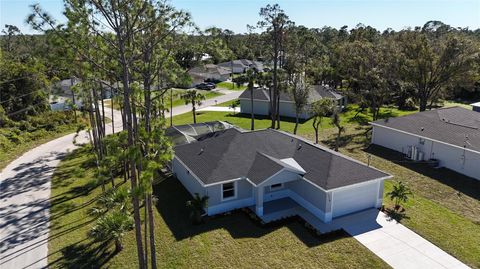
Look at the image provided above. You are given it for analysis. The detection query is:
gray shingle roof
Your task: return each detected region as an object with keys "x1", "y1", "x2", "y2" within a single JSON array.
[
  {"x1": 371, "y1": 107, "x2": 480, "y2": 152},
  {"x1": 239, "y1": 85, "x2": 343, "y2": 103},
  {"x1": 247, "y1": 152, "x2": 284, "y2": 185},
  {"x1": 172, "y1": 128, "x2": 389, "y2": 189}
]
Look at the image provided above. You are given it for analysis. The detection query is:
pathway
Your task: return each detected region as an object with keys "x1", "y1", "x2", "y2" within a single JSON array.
[
  {"x1": 0, "y1": 115, "x2": 122, "y2": 269},
  {"x1": 332, "y1": 209, "x2": 469, "y2": 269}
]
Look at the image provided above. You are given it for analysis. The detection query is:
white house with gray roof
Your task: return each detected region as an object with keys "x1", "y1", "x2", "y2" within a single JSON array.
[
  {"x1": 371, "y1": 106, "x2": 480, "y2": 181},
  {"x1": 239, "y1": 85, "x2": 346, "y2": 119},
  {"x1": 168, "y1": 123, "x2": 390, "y2": 224}
]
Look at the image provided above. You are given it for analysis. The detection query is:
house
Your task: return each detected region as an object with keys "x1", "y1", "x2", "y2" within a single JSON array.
[
  {"x1": 217, "y1": 59, "x2": 265, "y2": 74},
  {"x1": 168, "y1": 123, "x2": 390, "y2": 224},
  {"x1": 370, "y1": 106, "x2": 480, "y2": 181},
  {"x1": 188, "y1": 64, "x2": 231, "y2": 87},
  {"x1": 471, "y1": 101, "x2": 480, "y2": 112},
  {"x1": 50, "y1": 78, "x2": 116, "y2": 111},
  {"x1": 239, "y1": 85, "x2": 346, "y2": 119}
]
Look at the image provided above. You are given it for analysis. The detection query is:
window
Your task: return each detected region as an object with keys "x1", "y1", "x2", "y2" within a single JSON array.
[
  {"x1": 222, "y1": 182, "x2": 236, "y2": 200},
  {"x1": 270, "y1": 183, "x2": 283, "y2": 191}
]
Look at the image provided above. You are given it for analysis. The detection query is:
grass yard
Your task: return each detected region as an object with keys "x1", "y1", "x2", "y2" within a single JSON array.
[
  {"x1": 48, "y1": 145, "x2": 390, "y2": 268},
  {"x1": 170, "y1": 104, "x2": 480, "y2": 268},
  {"x1": 104, "y1": 89, "x2": 223, "y2": 110},
  {"x1": 216, "y1": 81, "x2": 247, "y2": 91}
]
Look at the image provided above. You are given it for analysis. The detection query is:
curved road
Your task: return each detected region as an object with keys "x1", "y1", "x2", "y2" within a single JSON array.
[{"x1": 0, "y1": 89, "x2": 243, "y2": 269}]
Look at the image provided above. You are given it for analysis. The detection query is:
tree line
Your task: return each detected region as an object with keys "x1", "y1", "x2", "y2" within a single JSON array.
[{"x1": 0, "y1": 1, "x2": 479, "y2": 268}]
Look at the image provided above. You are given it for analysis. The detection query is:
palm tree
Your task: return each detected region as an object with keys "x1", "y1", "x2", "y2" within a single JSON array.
[
  {"x1": 387, "y1": 181, "x2": 413, "y2": 211},
  {"x1": 181, "y1": 90, "x2": 205, "y2": 124},
  {"x1": 89, "y1": 211, "x2": 134, "y2": 252},
  {"x1": 229, "y1": 101, "x2": 239, "y2": 115},
  {"x1": 331, "y1": 108, "x2": 344, "y2": 151},
  {"x1": 186, "y1": 193, "x2": 209, "y2": 224}
]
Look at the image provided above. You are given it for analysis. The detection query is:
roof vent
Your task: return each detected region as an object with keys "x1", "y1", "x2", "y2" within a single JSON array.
[
  {"x1": 297, "y1": 143, "x2": 302, "y2": 150},
  {"x1": 421, "y1": 127, "x2": 424, "y2": 131},
  {"x1": 199, "y1": 148, "x2": 204, "y2": 155}
]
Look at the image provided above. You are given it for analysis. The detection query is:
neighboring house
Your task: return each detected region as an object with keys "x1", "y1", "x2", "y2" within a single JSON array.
[
  {"x1": 188, "y1": 64, "x2": 231, "y2": 87},
  {"x1": 217, "y1": 59, "x2": 265, "y2": 74},
  {"x1": 371, "y1": 106, "x2": 480, "y2": 181},
  {"x1": 471, "y1": 101, "x2": 480, "y2": 112},
  {"x1": 239, "y1": 85, "x2": 346, "y2": 119},
  {"x1": 50, "y1": 78, "x2": 116, "y2": 111},
  {"x1": 50, "y1": 78, "x2": 83, "y2": 111},
  {"x1": 168, "y1": 123, "x2": 390, "y2": 223}
]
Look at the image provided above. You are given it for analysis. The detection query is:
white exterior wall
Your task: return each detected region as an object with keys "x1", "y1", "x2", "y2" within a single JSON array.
[
  {"x1": 239, "y1": 99, "x2": 270, "y2": 116},
  {"x1": 278, "y1": 102, "x2": 311, "y2": 119},
  {"x1": 331, "y1": 180, "x2": 381, "y2": 218},
  {"x1": 372, "y1": 126, "x2": 480, "y2": 180}
]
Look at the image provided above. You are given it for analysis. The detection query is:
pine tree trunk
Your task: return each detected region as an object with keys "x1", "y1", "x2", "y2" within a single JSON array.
[
  {"x1": 250, "y1": 87, "x2": 254, "y2": 130},
  {"x1": 147, "y1": 194, "x2": 157, "y2": 269}
]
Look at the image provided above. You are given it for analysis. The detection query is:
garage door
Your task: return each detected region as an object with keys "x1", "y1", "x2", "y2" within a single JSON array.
[{"x1": 332, "y1": 181, "x2": 377, "y2": 218}]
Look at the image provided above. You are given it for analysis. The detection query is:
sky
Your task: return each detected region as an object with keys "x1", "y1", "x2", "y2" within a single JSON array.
[{"x1": 1, "y1": 0, "x2": 479, "y2": 34}]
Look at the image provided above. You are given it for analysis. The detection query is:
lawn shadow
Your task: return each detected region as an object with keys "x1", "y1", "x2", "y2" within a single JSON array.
[
  {"x1": 154, "y1": 176, "x2": 344, "y2": 248},
  {"x1": 223, "y1": 112, "x2": 309, "y2": 124},
  {"x1": 384, "y1": 208, "x2": 410, "y2": 223},
  {"x1": 365, "y1": 145, "x2": 480, "y2": 201},
  {"x1": 48, "y1": 241, "x2": 115, "y2": 269}
]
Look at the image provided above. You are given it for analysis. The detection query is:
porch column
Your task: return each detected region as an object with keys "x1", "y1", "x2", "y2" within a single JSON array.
[
  {"x1": 255, "y1": 186, "x2": 264, "y2": 216},
  {"x1": 376, "y1": 179, "x2": 384, "y2": 208}
]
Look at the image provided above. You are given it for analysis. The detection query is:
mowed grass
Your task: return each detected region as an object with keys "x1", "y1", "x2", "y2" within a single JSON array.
[
  {"x1": 48, "y1": 145, "x2": 390, "y2": 268},
  {"x1": 216, "y1": 81, "x2": 247, "y2": 91},
  {"x1": 104, "y1": 89, "x2": 223, "y2": 110},
  {"x1": 169, "y1": 105, "x2": 480, "y2": 268}
]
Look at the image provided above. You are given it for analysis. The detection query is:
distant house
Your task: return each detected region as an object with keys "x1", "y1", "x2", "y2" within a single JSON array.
[
  {"x1": 50, "y1": 77, "x2": 115, "y2": 111},
  {"x1": 371, "y1": 106, "x2": 480, "y2": 180},
  {"x1": 239, "y1": 85, "x2": 346, "y2": 119},
  {"x1": 217, "y1": 59, "x2": 265, "y2": 74},
  {"x1": 188, "y1": 64, "x2": 231, "y2": 87},
  {"x1": 471, "y1": 101, "x2": 480, "y2": 112},
  {"x1": 167, "y1": 122, "x2": 390, "y2": 223}
]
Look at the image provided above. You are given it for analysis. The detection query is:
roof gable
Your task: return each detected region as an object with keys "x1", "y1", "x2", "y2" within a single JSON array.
[{"x1": 173, "y1": 127, "x2": 389, "y2": 190}]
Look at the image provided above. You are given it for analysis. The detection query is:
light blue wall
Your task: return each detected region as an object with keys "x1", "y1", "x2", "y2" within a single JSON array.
[
  {"x1": 206, "y1": 179, "x2": 253, "y2": 206},
  {"x1": 172, "y1": 157, "x2": 205, "y2": 197},
  {"x1": 285, "y1": 179, "x2": 327, "y2": 212}
]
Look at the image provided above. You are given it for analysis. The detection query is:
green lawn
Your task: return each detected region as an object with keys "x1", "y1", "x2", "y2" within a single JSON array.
[
  {"x1": 0, "y1": 111, "x2": 88, "y2": 170},
  {"x1": 216, "y1": 81, "x2": 247, "y2": 91},
  {"x1": 171, "y1": 105, "x2": 415, "y2": 135},
  {"x1": 170, "y1": 105, "x2": 480, "y2": 268},
  {"x1": 105, "y1": 89, "x2": 223, "y2": 110},
  {"x1": 48, "y1": 145, "x2": 390, "y2": 268},
  {"x1": 214, "y1": 98, "x2": 239, "y2": 107}
]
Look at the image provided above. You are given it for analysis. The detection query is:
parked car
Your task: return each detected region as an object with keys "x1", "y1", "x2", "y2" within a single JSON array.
[{"x1": 196, "y1": 82, "x2": 216, "y2": 90}]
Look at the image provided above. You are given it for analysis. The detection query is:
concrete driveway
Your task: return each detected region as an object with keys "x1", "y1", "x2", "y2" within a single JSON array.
[{"x1": 332, "y1": 209, "x2": 469, "y2": 269}]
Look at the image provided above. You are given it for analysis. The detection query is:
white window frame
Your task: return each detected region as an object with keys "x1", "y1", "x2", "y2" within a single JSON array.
[
  {"x1": 269, "y1": 183, "x2": 284, "y2": 191},
  {"x1": 221, "y1": 181, "x2": 237, "y2": 201}
]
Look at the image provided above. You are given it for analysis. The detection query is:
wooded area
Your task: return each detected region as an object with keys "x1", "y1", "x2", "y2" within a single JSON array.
[{"x1": 1, "y1": 1, "x2": 479, "y2": 269}]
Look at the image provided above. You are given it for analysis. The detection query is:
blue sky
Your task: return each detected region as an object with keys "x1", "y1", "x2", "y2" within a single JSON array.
[{"x1": 1, "y1": 0, "x2": 479, "y2": 34}]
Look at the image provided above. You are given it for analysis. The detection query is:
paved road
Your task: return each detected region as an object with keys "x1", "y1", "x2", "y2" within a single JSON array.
[
  {"x1": 166, "y1": 89, "x2": 243, "y2": 117},
  {"x1": 0, "y1": 90, "x2": 241, "y2": 269}
]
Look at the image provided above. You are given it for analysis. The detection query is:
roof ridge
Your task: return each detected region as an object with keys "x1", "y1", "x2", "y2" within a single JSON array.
[{"x1": 269, "y1": 128, "x2": 388, "y2": 175}]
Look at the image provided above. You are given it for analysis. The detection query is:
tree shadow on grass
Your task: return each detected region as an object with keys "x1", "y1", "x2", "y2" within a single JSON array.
[
  {"x1": 153, "y1": 176, "x2": 344, "y2": 248},
  {"x1": 364, "y1": 145, "x2": 480, "y2": 201},
  {"x1": 223, "y1": 112, "x2": 309, "y2": 124},
  {"x1": 384, "y1": 208, "x2": 410, "y2": 223},
  {"x1": 48, "y1": 241, "x2": 115, "y2": 269}
]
